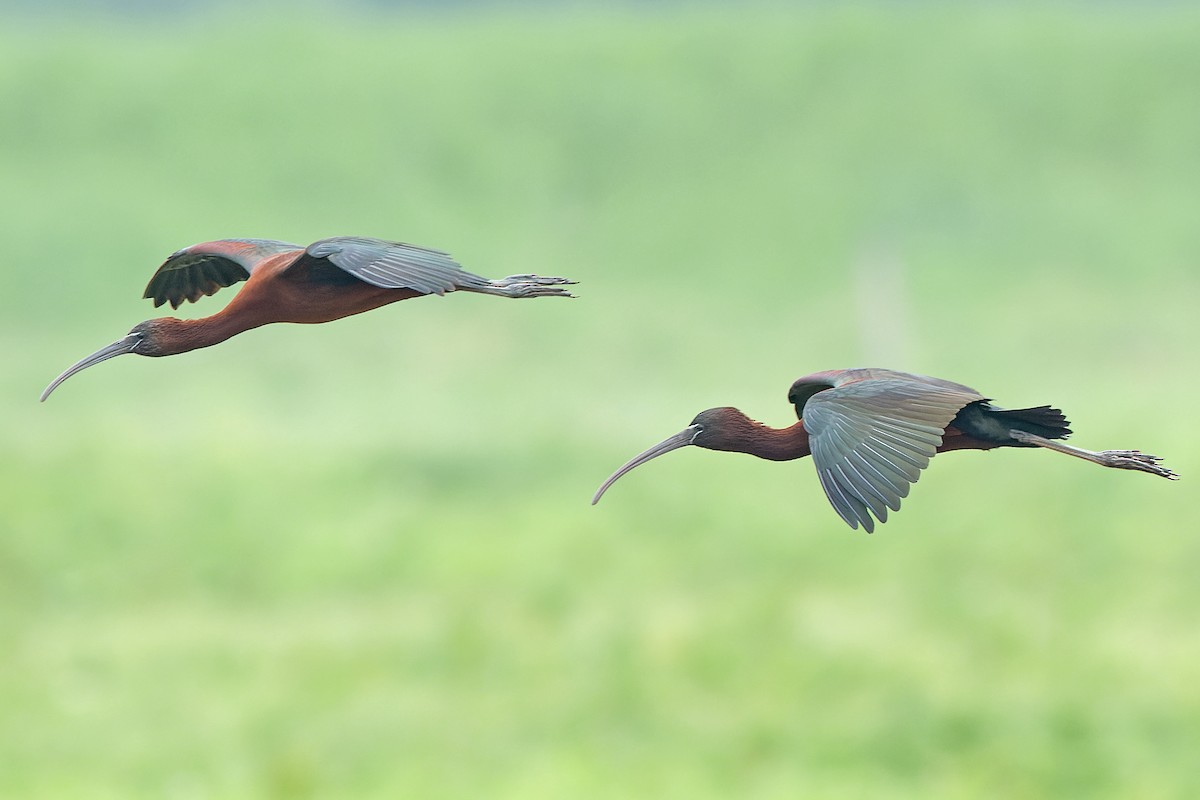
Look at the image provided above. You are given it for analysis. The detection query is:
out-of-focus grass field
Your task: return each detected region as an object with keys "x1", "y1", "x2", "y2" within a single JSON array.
[{"x1": 2, "y1": 5, "x2": 1198, "y2": 797}]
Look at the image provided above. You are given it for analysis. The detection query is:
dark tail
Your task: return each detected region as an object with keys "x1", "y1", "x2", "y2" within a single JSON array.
[
  {"x1": 951, "y1": 401, "x2": 1072, "y2": 445},
  {"x1": 993, "y1": 404, "x2": 1072, "y2": 441}
]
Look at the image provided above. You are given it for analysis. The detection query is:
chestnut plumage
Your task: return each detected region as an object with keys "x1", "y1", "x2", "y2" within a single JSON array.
[
  {"x1": 41, "y1": 236, "x2": 575, "y2": 401},
  {"x1": 593, "y1": 368, "x2": 1177, "y2": 532}
]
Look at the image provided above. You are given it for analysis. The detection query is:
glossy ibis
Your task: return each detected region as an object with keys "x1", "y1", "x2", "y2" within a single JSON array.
[
  {"x1": 41, "y1": 237, "x2": 575, "y2": 401},
  {"x1": 592, "y1": 368, "x2": 1177, "y2": 532}
]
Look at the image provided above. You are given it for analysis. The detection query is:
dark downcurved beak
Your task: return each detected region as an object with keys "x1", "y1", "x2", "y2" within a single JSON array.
[
  {"x1": 40, "y1": 333, "x2": 141, "y2": 402},
  {"x1": 591, "y1": 424, "x2": 700, "y2": 505}
]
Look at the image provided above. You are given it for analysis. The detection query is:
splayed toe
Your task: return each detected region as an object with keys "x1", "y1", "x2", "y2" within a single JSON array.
[
  {"x1": 501, "y1": 274, "x2": 577, "y2": 285},
  {"x1": 1108, "y1": 451, "x2": 1178, "y2": 479}
]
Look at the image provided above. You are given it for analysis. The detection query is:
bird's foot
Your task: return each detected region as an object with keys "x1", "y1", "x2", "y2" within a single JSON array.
[
  {"x1": 1095, "y1": 450, "x2": 1179, "y2": 480},
  {"x1": 500, "y1": 274, "x2": 577, "y2": 285},
  {"x1": 491, "y1": 274, "x2": 577, "y2": 298}
]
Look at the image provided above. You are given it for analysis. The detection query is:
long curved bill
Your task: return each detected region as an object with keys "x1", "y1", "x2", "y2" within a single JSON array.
[
  {"x1": 591, "y1": 424, "x2": 700, "y2": 505},
  {"x1": 40, "y1": 333, "x2": 141, "y2": 402}
]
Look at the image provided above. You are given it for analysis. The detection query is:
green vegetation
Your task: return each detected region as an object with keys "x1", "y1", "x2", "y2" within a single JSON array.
[{"x1": 2, "y1": 5, "x2": 1198, "y2": 797}]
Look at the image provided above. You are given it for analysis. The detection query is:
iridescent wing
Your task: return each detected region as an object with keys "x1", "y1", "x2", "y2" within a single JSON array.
[
  {"x1": 294, "y1": 236, "x2": 490, "y2": 296},
  {"x1": 143, "y1": 238, "x2": 302, "y2": 309},
  {"x1": 796, "y1": 372, "x2": 984, "y2": 532}
]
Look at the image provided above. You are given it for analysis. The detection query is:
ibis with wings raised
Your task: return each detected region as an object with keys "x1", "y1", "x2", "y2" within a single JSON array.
[{"x1": 41, "y1": 237, "x2": 575, "y2": 401}]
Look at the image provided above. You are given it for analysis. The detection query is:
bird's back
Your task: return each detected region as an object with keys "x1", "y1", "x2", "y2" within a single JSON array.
[{"x1": 788, "y1": 368, "x2": 984, "y2": 418}]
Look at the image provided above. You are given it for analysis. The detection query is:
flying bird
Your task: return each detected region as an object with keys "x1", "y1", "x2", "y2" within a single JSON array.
[
  {"x1": 41, "y1": 236, "x2": 575, "y2": 400},
  {"x1": 592, "y1": 368, "x2": 1177, "y2": 532}
]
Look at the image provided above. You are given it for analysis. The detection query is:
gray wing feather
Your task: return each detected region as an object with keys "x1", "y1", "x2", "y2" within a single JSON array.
[
  {"x1": 818, "y1": 467, "x2": 873, "y2": 531},
  {"x1": 823, "y1": 417, "x2": 894, "y2": 516},
  {"x1": 803, "y1": 379, "x2": 982, "y2": 532},
  {"x1": 306, "y1": 236, "x2": 489, "y2": 295}
]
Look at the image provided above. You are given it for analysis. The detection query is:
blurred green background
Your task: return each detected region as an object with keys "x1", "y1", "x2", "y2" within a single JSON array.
[{"x1": 2, "y1": 3, "x2": 1198, "y2": 797}]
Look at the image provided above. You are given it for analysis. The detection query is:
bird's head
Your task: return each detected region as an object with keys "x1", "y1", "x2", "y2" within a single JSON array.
[
  {"x1": 591, "y1": 407, "x2": 751, "y2": 504},
  {"x1": 40, "y1": 319, "x2": 177, "y2": 401}
]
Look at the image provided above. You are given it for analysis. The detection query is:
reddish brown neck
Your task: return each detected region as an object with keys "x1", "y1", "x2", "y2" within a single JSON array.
[
  {"x1": 741, "y1": 421, "x2": 813, "y2": 461},
  {"x1": 144, "y1": 311, "x2": 266, "y2": 356},
  {"x1": 701, "y1": 412, "x2": 812, "y2": 462}
]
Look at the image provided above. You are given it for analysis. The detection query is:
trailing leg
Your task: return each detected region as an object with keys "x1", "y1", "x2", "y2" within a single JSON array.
[
  {"x1": 463, "y1": 274, "x2": 577, "y2": 299},
  {"x1": 1008, "y1": 429, "x2": 1178, "y2": 480}
]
